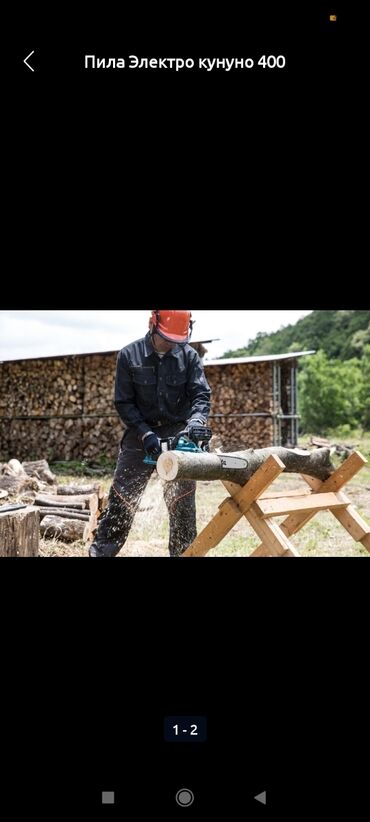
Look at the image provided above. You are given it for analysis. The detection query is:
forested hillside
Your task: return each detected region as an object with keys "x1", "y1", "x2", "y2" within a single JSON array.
[{"x1": 222, "y1": 310, "x2": 370, "y2": 361}]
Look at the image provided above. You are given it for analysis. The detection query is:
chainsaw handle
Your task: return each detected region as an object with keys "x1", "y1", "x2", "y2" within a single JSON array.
[{"x1": 170, "y1": 430, "x2": 189, "y2": 450}]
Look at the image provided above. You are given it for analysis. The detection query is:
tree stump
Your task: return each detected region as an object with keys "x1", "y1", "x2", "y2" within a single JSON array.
[{"x1": 0, "y1": 506, "x2": 39, "y2": 556}]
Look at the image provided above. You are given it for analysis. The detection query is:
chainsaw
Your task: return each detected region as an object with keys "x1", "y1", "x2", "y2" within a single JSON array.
[{"x1": 144, "y1": 426, "x2": 248, "y2": 470}]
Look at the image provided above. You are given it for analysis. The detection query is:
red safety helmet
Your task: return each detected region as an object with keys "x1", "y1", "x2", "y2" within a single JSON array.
[{"x1": 149, "y1": 310, "x2": 193, "y2": 344}]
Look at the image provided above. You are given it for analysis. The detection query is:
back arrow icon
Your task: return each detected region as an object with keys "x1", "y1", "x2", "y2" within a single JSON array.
[{"x1": 24, "y1": 50, "x2": 35, "y2": 72}]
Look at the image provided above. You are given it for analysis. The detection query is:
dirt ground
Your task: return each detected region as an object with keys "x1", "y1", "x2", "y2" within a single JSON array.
[{"x1": 37, "y1": 454, "x2": 370, "y2": 558}]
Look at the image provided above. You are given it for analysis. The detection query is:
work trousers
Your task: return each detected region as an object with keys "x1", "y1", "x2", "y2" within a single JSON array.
[{"x1": 89, "y1": 424, "x2": 197, "y2": 557}]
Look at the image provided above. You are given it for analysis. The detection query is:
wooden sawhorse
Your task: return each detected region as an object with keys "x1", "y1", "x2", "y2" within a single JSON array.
[{"x1": 182, "y1": 451, "x2": 370, "y2": 557}]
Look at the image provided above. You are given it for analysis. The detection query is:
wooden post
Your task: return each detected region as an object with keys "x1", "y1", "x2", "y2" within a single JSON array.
[
  {"x1": 182, "y1": 455, "x2": 285, "y2": 556},
  {"x1": 0, "y1": 506, "x2": 39, "y2": 557},
  {"x1": 182, "y1": 451, "x2": 369, "y2": 558},
  {"x1": 302, "y1": 461, "x2": 370, "y2": 554},
  {"x1": 245, "y1": 504, "x2": 300, "y2": 556},
  {"x1": 251, "y1": 452, "x2": 369, "y2": 556},
  {"x1": 280, "y1": 451, "x2": 368, "y2": 538}
]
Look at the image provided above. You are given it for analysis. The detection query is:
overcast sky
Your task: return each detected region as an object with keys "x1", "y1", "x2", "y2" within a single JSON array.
[{"x1": 0, "y1": 310, "x2": 313, "y2": 362}]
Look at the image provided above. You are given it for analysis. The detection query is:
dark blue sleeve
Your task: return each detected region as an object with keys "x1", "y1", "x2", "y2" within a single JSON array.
[
  {"x1": 186, "y1": 351, "x2": 212, "y2": 422},
  {"x1": 114, "y1": 350, "x2": 152, "y2": 438}
]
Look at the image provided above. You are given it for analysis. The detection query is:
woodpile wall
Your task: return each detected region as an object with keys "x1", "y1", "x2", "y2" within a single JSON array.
[
  {"x1": 206, "y1": 362, "x2": 273, "y2": 450},
  {"x1": 0, "y1": 354, "x2": 121, "y2": 461},
  {"x1": 0, "y1": 353, "x2": 274, "y2": 461}
]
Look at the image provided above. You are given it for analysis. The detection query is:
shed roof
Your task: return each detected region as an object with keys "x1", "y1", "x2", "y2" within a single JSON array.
[
  {"x1": 204, "y1": 351, "x2": 316, "y2": 366},
  {"x1": 0, "y1": 340, "x2": 218, "y2": 365},
  {"x1": 0, "y1": 348, "x2": 315, "y2": 366}
]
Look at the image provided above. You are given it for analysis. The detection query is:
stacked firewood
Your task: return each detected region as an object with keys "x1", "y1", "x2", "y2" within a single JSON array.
[
  {"x1": 0, "y1": 354, "x2": 277, "y2": 460},
  {"x1": 205, "y1": 362, "x2": 273, "y2": 448},
  {"x1": 0, "y1": 353, "x2": 122, "y2": 461},
  {"x1": 0, "y1": 356, "x2": 85, "y2": 419},
  {"x1": 81, "y1": 415, "x2": 122, "y2": 460},
  {"x1": 0, "y1": 458, "x2": 108, "y2": 545}
]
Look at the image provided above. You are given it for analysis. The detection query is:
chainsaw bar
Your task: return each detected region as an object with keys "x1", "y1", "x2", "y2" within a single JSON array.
[{"x1": 217, "y1": 456, "x2": 248, "y2": 470}]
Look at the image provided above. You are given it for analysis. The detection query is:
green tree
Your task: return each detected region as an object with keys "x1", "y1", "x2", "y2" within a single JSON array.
[
  {"x1": 360, "y1": 345, "x2": 370, "y2": 431},
  {"x1": 298, "y1": 351, "x2": 363, "y2": 434},
  {"x1": 350, "y1": 324, "x2": 370, "y2": 357}
]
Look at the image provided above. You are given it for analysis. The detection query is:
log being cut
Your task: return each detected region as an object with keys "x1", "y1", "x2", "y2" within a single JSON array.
[{"x1": 156, "y1": 447, "x2": 334, "y2": 485}]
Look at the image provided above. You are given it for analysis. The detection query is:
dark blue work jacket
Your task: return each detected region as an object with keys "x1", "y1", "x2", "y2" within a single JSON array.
[{"x1": 115, "y1": 333, "x2": 212, "y2": 438}]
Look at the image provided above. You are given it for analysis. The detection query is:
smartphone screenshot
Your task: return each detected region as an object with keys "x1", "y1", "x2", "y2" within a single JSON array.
[{"x1": 2, "y1": 4, "x2": 367, "y2": 818}]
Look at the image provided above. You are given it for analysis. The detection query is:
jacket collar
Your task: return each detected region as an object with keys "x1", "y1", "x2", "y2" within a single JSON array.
[{"x1": 144, "y1": 332, "x2": 181, "y2": 359}]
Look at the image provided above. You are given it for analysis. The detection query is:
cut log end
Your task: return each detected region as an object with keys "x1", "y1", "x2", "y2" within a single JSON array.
[{"x1": 157, "y1": 453, "x2": 179, "y2": 481}]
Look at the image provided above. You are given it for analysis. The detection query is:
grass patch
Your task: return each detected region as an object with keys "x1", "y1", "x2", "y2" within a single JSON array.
[
  {"x1": 40, "y1": 432, "x2": 370, "y2": 557},
  {"x1": 50, "y1": 457, "x2": 116, "y2": 477}
]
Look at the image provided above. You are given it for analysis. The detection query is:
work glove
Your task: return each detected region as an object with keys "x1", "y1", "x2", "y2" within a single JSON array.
[
  {"x1": 184, "y1": 419, "x2": 212, "y2": 451},
  {"x1": 185, "y1": 418, "x2": 207, "y2": 439},
  {"x1": 142, "y1": 431, "x2": 162, "y2": 457}
]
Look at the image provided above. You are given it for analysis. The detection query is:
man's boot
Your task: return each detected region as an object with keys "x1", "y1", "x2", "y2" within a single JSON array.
[{"x1": 88, "y1": 541, "x2": 120, "y2": 557}]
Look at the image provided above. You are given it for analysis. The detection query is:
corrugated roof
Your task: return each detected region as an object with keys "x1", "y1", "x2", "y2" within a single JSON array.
[
  {"x1": 0, "y1": 340, "x2": 219, "y2": 365},
  {"x1": 204, "y1": 351, "x2": 316, "y2": 366}
]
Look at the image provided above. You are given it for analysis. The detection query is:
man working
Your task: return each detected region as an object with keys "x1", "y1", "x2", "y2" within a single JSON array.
[{"x1": 89, "y1": 310, "x2": 212, "y2": 557}]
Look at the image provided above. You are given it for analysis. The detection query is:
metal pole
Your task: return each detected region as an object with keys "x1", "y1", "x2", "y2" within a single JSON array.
[
  {"x1": 272, "y1": 363, "x2": 277, "y2": 445},
  {"x1": 294, "y1": 363, "x2": 299, "y2": 445},
  {"x1": 277, "y1": 364, "x2": 282, "y2": 446},
  {"x1": 290, "y1": 365, "x2": 295, "y2": 446}
]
